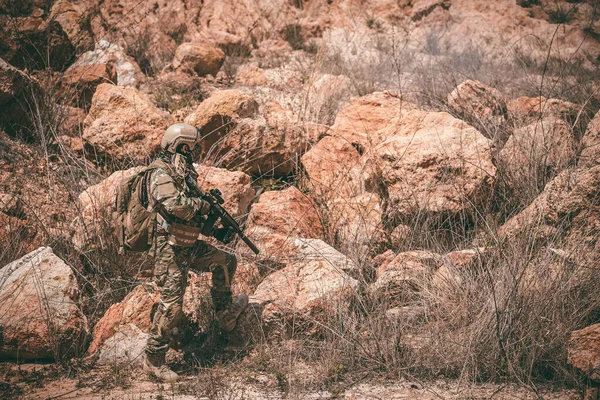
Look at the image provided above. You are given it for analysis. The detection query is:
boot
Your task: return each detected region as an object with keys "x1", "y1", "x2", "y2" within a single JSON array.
[
  {"x1": 143, "y1": 352, "x2": 179, "y2": 382},
  {"x1": 216, "y1": 294, "x2": 249, "y2": 332}
]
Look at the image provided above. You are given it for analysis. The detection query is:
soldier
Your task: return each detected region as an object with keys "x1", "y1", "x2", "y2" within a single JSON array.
[{"x1": 143, "y1": 123, "x2": 248, "y2": 381}]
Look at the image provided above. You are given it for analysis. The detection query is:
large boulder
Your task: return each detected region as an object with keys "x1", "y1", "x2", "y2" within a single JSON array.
[
  {"x1": 61, "y1": 61, "x2": 117, "y2": 110},
  {"x1": 172, "y1": 42, "x2": 225, "y2": 77},
  {"x1": 244, "y1": 186, "x2": 324, "y2": 256},
  {"x1": 194, "y1": 164, "x2": 255, "y2": 218},
  {"x1": 568, "y1": 323, "x2": 600, "y2": 382},
  {"x1": 69, "y1": 41, "x2": 145, "y2": 88},
  {"x1": 579, "y1": 109, "x2": 600, "y2": 168},
  {"x1": 72, "y1": 166, "x2": 143, "y2": 250},
  {"x1": 330, "y1": 92, "x2": 417, "y2": 152},
  {"x1": 498, "y1": 166, "x2": 600, "y2": 262},
  {"x1": 83, "y1": 83, "x2": 172, "y2": 166},
  {"x1": 185, "y1": 89, "x2": 259, "y2": 153},
  {"x1": 49, "y1": 0, "x2": 94, "y2": 53},
  {"x1": 186, "y1": 92, "x2": 310, "y2": 176},
  {"x1": 498, "y1": 119, "x2": 576, "y2": 190},
  {"x1": 447, "y1": 79, "x2": 507, "y2": 138},
  {"x1": 300, "y1": 135, "x2": 361, "y2": 201},
  {"x1": 361, "y1": 110, "x2": 496, "y2": 224},
  {"x1": 252, "y1": 238, "x2": 359, "y2": 335},
  {"x1": 0, "y1": 247, "x2": 88, "y2": 361}
]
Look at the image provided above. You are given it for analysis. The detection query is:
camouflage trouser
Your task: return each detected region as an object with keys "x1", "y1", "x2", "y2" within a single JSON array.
[{"x1": 145, "y1": 235, "x2": 237, "y2": 357}]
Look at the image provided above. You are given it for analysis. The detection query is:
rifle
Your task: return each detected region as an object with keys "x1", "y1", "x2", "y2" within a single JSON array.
[{"x1": 185, "y1": 176, "x2": 260, "y2": 255}]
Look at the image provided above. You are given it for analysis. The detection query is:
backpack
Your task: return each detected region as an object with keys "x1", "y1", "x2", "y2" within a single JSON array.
[{"x1": 114, "y1": 160, "x2": 167, "y2": 252}]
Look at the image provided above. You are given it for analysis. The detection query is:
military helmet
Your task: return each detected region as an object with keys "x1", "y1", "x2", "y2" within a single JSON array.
[{"x1": 161, "y1": 123, "x2": 201, "y2": 154}]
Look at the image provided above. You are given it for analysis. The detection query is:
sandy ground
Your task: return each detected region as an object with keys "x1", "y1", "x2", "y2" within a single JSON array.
[{"x1": 0, "y1": 363, "x2": 585, "y2": 400}]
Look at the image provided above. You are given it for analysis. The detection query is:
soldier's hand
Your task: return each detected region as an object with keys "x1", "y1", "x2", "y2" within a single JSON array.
[{"x1": 193, "y1": 198, "x2": 211, "y2": 215}]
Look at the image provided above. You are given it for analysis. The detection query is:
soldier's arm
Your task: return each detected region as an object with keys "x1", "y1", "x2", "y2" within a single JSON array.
[{"x1": 149, "y1": 169, "x2": 209, "y2": 221}]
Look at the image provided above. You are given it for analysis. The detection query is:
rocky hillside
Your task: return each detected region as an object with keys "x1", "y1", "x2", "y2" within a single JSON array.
[{"x1": 1, "y1": 0, "x2": 600, "y2": 398}]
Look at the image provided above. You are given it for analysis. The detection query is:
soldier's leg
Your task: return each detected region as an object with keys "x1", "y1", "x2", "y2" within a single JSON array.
[
  {"x1": 146, "y1": 236, "x2": 187, "y2": 359},
  {"x1": 188, "y1": 241, "x2": 237, "y2": 313}
]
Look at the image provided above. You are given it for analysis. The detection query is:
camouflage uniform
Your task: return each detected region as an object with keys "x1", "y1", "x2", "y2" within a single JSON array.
[{"x1": 145, "y1": 157, "x2": 237, "y2": 358}]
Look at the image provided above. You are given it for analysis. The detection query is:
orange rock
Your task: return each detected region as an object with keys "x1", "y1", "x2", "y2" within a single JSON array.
[
  {"x1": 331, "y1": 92, "x2": 417, "y2": 152},
  {"x1": 498, "y1": 119, "x2": 576, "y2": 188},
  {"x1": 244, "y1": 186, "x2": 323, "y2": 256},
  {"x1": 172, "y1": 42, "x2": 226, "y2": 77},
  {"x1": 0, "y1": 247, "x2": 89, "y2": 361},
  {"x1": 194, "y1": 164, "x2": 255, "y2": 218},
  {"x1": 252, "y1": 238, "x2": 358, "y2": 335},
  {"x1": 362, "y1": 110, "x2": 495, "y2": 221},
  {"x1": 568, "y1": 323, "x2": 600, "y2": 382},
  {"x1": 372, "y1": 250, "x2": 441, "y2": 305},
  {"x1": 62, "y1": 62, "x2": 117, "y2": 110},
  {"x1": 447, "y1": 79, "x2": 507, "y2": 138},
  {"x1": 83, "y1": 83, "x2": 172, "y2": 165},
  {"x1": 301, "y1": 135, "x2": 361, "y2": 201}
]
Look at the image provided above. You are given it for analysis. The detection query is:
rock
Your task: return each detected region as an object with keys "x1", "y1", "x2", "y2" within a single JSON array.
[
  {"x1": 61, "y1": 62, "x2": 117, "y2": 110},
  {"x1": 0, "y1": 16, "x2": 75, "y2": 71},
  {"x1": 411, "y1": 0, "x2": 451, "y2": 21},
  {"x1": 361, "y1": 110, "x2": 495, "y2": 224},
  {"x1": 330, "y1": 92, "x2": 417, "y2": 152},
  {"x1": 194, "y1": 164, "x2": 255, "y2": 218},
  {"x1": 498, "y1": 166, "x2": 600, "y2": 262},
  {"x1": 294, "y1": 238, "x2": 359, "y2": 274},
  {"x1": 507, "y1": 96, "x2": 580, "y2": 126},
  {"x1": 252, "y1": 239, "x2": 359, "y2": 335},
  {"x1": 0, "y1": 247, "x2": 88, "y2": 361},
  {"x1": 301, "y1": 135, "x2": 361, "y2": 201},
  {"x1": 49, "y1": 0, "x2": 94, "y2": 53},
  {"x1": 447, "y1": 79, "x2": 507, "y2": 138},
  {"x1": 372, "y1": 250, "x2": 441, "y2": 306},
  {"x1": 579, "y1": 109, "x2": 600, "y2": 168},
  {"x1": 568, "y1": 323, "x2": 600, "y2": 382},
  {"x1": 83, "y1": 83, "x2": 172, "y2": 166},
  {"x1": 245, "y1": 186, "x2": 323, "y2": 256},
  {"x1": 185, "y1": 89, "x2": 259, "y2": 153},
  {"x1": 433, "y1": 248, "x2": 486, "y2": 290},
  {"x1": 70, "y1": 41, "x2": 145, "y2": 88},
  {"x1": 0, "y1": 58, "x2": 41, "y2": 136},
  {"x1": 86, "y1": 283, "x2": 158, "y2": 357},
  {"x1": 186, "y1": 93, "x2": 310, "y2": 176},
  {"x1": 58, "y1": 105, "x2": 86, "y2": 136},
  {"x1": 88, "y1": 274, "x2": 214, "y2": 365},
  {"x1": 498, "y1": 119, "x2": 576, "y2": 188},
  {"x1": 172, "y1": 42, "x2": 226, "y2": 77},
  {"x1": 326, "y1": 193, "x2": 384, "y2": 261},
  {"x1": 72, "y1": 166, "x2": 143, "y2": 250},
  {"x1": 236, "y1": 66, "x2": 268, "y2": 86},
  {"x1": 94, "y1": 323, "x2": 149, "y2": 366}
]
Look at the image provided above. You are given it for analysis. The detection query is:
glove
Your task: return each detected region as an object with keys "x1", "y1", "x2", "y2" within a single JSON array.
[
  {"x1": 213, "y1": 227, "x2": 235, "y2": 244},
  {"x1": 193, "y1": 197, "x2": 211, "y2": 215}
]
